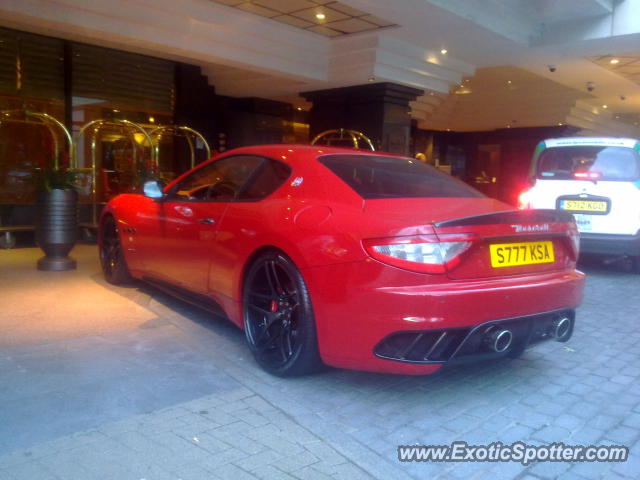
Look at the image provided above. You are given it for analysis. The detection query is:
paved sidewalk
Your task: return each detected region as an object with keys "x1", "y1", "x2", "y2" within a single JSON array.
[
  {"x1": 1, "y1": 246, "x2": 639, "y2": 479},
  {"x1": 0, "y1": 387, "x2": 366, "y2": 480}
]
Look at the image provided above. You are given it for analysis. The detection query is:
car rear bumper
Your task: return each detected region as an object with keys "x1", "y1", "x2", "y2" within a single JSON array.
[
  {"x1": 374, "y1": 308, "x2": 574, "y2": 365},
  {"x1": 580, "y1": 231, "x2": 640, "y2": 256},
  {"x1": 304, "y1": 261, "x2": 585, "y2": 375}
]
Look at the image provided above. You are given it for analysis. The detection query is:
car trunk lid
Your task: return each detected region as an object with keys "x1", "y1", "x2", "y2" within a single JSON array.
[{"x1": 433, "y1": 208, "x2": 579, "y2": 279}]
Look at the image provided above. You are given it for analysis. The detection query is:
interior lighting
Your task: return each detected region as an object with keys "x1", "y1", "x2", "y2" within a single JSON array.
[
  {"x1": 440, "y1": 48, "x2": 448, "y2": 55},
  {"x1": 610, "y1": 58, "x2": 620, "y2": 64},
  {"x1": 133, "y1": 133, "x2": 146, "y2": 144},
  {"x1": 315, "y1": 12, "x2": 326, "y2": 20}
]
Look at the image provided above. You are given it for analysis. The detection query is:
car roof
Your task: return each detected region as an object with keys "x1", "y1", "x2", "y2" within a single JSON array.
[
  {"x1": 542, "y1": 137, "x2": 639, "y2": 148},
  {"x1": 217, "y1": 144, "x2": 406, "y2": 166}
]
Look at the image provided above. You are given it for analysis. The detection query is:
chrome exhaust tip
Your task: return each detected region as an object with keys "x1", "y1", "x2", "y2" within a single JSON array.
[
  {"x1": 484, "y1": 328, "x2": 513, "y2": 353},
  {"x1": 551, "y1": 317, "x2": 572, "y2": 341}
]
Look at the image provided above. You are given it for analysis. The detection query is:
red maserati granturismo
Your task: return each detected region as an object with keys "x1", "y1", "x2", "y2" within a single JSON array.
[{"x1": 99, "y1": 144, "x2": 585, "y2": 376}]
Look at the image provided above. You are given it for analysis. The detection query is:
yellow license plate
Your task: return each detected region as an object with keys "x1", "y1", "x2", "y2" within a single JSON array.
[
  {"x1": 489, "y1": 241, "x2": 555, "y2": 268},
  {"x1": 560, "y1": 199, "x2": 607, "y2": 212}
]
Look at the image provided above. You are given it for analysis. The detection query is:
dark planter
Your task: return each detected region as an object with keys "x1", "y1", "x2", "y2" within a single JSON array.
[{"x1": 35, "y1": 189, "x2": 78, "y2": 271}]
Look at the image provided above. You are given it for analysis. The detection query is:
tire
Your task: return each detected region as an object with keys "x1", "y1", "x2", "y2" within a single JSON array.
[
  {"x1": 100, "y1": 216, "x2": 132, "y2": 285},
  {"x1": 243, "y1": 251, "x2": 322, "y2": 377}
]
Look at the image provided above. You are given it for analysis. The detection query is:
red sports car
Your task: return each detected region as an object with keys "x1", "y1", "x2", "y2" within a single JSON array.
[{"x1": 99, "y1": 145, "x2": 585, "y2": 376}]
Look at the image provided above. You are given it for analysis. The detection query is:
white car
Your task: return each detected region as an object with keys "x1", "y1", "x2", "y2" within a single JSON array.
[{"x1": 519, "y1": 137, "x2": 640, "y2": 273}]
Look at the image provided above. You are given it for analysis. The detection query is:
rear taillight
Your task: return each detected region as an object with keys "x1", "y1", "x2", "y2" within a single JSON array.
[
  {"x1": 517, "y1": 188, "x2": 532, "y2": 209},
  {"x1": 574, "y1": 171, "x2": 600, "y2": 180},
  {"x1": 568, "y1": 223, "x2": 580, "y2": 260},
  {"x1": 363, "y1": 234, "x2": 477, "y2": 274}
]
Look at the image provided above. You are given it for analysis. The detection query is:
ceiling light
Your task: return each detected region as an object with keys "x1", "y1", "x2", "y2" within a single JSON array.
[
  {"x1": 315, "y1": 12, "x2": 326, "y2": 20},
  {"x1": 507, "y1": 80, "x2": 512, "y2": 84},
  {"x1": 368, "y1": 76, "x2": 375, "y2": 82},
  {"x1": 148, "y1": 116, "x2": 155, "y2": 123},
  {"x1": 440, "y1": 49, "x2": 447, "y2": 55},
  {"x1": 602, "y1": 104, "x2": 608, "y2": 109},
  {"x1": 296, "y1": 107, "x2": 302, "y2": 111},
  {"x1": 558, "y1": 122, "x2": 563, "y2": 126},
  {"x1": 610, "y1": 58, "x2": 619, "y2": 64}
]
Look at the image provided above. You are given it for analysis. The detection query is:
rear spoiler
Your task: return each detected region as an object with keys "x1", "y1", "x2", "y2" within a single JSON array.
[{"x1": 435, "y1": 209, "x2": 574, "y2": 228}]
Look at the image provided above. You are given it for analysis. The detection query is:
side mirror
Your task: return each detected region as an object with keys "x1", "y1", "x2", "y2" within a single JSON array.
[{"x1": 143, "y1": 180, "x2": 165, "y2": 200}]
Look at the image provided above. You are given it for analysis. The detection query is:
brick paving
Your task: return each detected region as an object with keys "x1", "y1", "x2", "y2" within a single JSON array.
[{"x1": 1, "y1": 248, "x2": 639, "y2": 479}]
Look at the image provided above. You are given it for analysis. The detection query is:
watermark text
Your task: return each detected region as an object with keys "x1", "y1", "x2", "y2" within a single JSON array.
[{"x1": 398, "y1": 441, "x2": 628, "y2": 466}]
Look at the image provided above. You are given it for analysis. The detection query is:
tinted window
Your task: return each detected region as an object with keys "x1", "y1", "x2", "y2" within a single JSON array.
[
  {"x1": 318, "y1": 154, "x2": 484, "y2": 199},
  {"x1": 169, "y1": 155, "x2": 263, "y2": 202},
  {"x1": 536, "y1": 146, "x2": 640, "y2": 181},
  {"x1": 238, "y1": 160, "x2": 291, "y2": 201}
]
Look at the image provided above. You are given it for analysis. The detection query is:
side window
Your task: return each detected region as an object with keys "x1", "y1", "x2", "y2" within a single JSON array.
[
  {"x1": 169, "y1": 155, "x2": 264, "y2": 202},
  {"x1": 238, "y1": 160, "x2": 291, "y2": 201}
]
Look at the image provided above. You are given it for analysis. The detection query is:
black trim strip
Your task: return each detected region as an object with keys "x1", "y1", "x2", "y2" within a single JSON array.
[
  {"x1": 435, "y1": 209, "x2": 574, "y2": 227},
  {"x1": 143, "y1": 276, "x2": 227, "y2": 317}
]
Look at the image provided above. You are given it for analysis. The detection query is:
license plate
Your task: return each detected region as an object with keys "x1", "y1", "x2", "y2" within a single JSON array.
[
  {"x1": 489, "y1": 241, "x2": 555, "y2": 268},
  {"x1": 559, "y1": 199, "x2": 607, "y2": 213}
]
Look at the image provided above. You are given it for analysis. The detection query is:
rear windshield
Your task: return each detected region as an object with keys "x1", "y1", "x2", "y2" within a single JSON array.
[
  {"x1": 318, "y1": 154, "x2": 484, "y2": 199},
  {"x1": 536, "y1": 146, "x2": 640, "y2": 181}
]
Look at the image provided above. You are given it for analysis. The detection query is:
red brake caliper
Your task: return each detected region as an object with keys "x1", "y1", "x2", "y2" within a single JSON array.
[{"x1": 270, "y1": 300, "x2": 278, "y2": 313}]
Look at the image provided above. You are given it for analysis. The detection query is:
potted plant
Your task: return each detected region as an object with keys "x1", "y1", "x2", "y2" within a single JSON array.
[{"x1": 34, "y1": 166, "x2": 79, "y2": 271}]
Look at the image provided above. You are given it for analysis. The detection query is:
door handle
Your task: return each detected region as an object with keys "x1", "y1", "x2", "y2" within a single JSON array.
[{"x1": 198, "y1": 218, "x2": 215, "y2": 225}]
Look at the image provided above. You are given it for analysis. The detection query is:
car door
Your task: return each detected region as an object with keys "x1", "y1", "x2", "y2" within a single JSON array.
[
  {"x1": 142, "y1": 155, "x2": 265, "y2": 294},
  {"x1": 206, "y1": 157, "x2": 292, "y2": 299}
]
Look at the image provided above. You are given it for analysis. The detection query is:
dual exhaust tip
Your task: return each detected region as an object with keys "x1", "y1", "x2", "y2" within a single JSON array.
[{"x1": 483, "y1": 317, "x2": 572, "y2": 353}]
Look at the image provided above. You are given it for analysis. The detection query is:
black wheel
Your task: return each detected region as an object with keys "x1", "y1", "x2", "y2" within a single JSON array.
[
  {"x1": 100, "y1": 216, "x2": 132, "y2": 285},
  {"x1": 243, "y1": 251, "x2": 322, "y2": 377}
]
